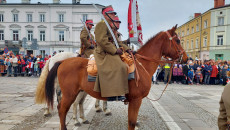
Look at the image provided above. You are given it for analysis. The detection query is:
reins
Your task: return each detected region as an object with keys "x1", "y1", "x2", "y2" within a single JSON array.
[
  {"x1": 130, "y1": 31, "x2": 184, "y2": 101},
  {"x1": 133, "y1": 53, "x2": 175, "y2": 101}
]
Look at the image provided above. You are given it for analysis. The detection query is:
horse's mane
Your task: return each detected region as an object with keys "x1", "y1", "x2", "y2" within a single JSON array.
[{"x1": 137, "y1": 31, "x2": 163, "y2": 52}]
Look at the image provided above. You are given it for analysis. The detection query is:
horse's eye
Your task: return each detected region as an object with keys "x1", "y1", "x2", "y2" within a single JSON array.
[{"x1": 176, "y1": 39, "x2": 180, "y2": 44}]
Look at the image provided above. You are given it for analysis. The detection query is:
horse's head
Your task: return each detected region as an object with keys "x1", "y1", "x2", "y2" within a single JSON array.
[{"x1": 162, "y1": 25, "x2": 188, "y2": 64}]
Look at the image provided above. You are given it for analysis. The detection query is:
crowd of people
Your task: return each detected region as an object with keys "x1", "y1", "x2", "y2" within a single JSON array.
[
  {"x1": 1, "y1": 51, "x2": 230, "y2": 87},
  {"x1": 0, "y1": 51, "x2": 52, "y2": 77},
  {"x1": 153, "y1": 59, "x2": 230, "y2": 86}
]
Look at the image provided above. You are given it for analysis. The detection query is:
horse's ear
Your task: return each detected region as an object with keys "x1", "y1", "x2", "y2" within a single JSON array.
[
  {"x1": 171, "y1": 24, "x2": 178, "y2": 32},
  {"x1": 174, "y1": 24, "x2": 178, "y2": 29}
]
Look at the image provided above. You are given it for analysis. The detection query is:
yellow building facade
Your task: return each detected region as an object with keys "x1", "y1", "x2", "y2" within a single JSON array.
[{"x1": 176, "y1": 11, "x2": 211, "y2": 60}]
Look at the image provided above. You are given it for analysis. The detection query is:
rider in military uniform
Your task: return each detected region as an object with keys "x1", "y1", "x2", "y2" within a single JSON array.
[
  {"x1": 94, "y1": 6, "x2": 130, "y2": 101},
  {"x1": 218, "y1": 84, "x2": 230, "y2": 130},
  {"x1": 80, "y1": 19, "x2": 95, "y2": 58}
]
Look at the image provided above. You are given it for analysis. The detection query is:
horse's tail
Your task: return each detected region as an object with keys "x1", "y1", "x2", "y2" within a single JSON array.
[
  {"x1": 45, "y1": 61, "x2": 62, "y2": 109},
  {"x1": 35, "y1": 59, "x2": 50, "y2": 104}
]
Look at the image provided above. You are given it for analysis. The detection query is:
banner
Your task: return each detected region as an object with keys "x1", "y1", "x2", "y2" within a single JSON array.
[{"x1": 128, "y1": 0, "x2": 143, "y2": 46}]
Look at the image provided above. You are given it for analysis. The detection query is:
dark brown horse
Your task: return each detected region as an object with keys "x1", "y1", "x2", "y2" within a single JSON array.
[{"x1": 45, "y1": 25, "x2": 188, "y2": 130}]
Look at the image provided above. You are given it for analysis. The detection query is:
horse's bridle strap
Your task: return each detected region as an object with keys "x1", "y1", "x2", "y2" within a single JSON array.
[{"x1": 135, "y1": 54, "x2": 174, "y2": 64}]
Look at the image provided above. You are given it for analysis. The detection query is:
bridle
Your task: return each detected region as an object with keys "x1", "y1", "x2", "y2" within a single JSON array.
[
  {"x1": 135, "y1": 31, "x2": 185, "y2": 65},
  {"x1": 130, "y1": 30, "x2": 185, "y2": 101},
  {"x1": 165, "y1": 31, "x2": 185, "y2": 63}
]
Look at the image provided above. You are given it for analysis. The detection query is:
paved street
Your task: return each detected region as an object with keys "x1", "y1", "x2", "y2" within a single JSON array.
[{"x1": 0, "y1": 77, "x2": 225, "y2": 130}]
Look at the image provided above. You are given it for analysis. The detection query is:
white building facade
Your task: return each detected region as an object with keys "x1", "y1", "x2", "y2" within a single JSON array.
[
  {"x1": 0, "y1": 2, "x2": 103, "y2": 57},
  {"x1": 210, "y1": 5, "x2": 230, "y2": 60}
]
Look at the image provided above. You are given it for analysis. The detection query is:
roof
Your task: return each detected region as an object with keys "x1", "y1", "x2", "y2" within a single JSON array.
[
  {"x1": 211, "y1": 4, "x2": 230, "y2": 10},
  {"x1": 0, "y1": 3, "x2": 105, "y2": 7},
  {"x1": 178, "y1": 4, "x2": 230, "y2": 29}
]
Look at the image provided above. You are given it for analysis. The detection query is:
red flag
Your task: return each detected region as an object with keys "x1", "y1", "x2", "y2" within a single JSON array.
[{"x1": 128, "y1": 0, "x2": 143, "y2": 46}]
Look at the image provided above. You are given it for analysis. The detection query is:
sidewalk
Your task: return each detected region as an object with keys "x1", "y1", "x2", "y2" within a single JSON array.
[{"x1": 150, "y1": 83, "x2": 224, "y2": 130}]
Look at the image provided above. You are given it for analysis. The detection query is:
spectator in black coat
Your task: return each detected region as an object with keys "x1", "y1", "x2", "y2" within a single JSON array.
[{"x1": 183, "y1": 60, "x2": 191, "y2": 84}]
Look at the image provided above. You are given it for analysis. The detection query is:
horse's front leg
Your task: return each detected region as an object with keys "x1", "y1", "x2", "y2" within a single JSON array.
[
  {"x1": 95, "y1": 99, "x2": 102, "y2": 112},
  {"x1": 103, "y1": 101, "x2": 111, "y2": 116},
  {"x1": 128, "y1": 99, "x2": 142, "y2": 130},
  {"x1": 79, "y1": 91, "x2": 89, "y2": 124}
]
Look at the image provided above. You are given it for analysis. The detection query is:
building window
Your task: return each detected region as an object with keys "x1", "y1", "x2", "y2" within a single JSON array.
[
  {"x1": 59, "y1": 31, "x2": 64, "y2": 41},
  {"x1": 83, "y1": 14, "x2": 88, "y2": 22},
  {"x1": 191, "y1": 39, "x2": 193, "y2": 49},
  {"x1": 27, "y1": 30, "x2": 33, "y2": 41},
  {"x1": 186, "y1": 40, "x2": 189, "y2": 50},
  {"x1": 40, "y1": 14, "x2": 45, "y2": 22},
  {"x1": 204, "y1": 20, "x2": 208, "y2": 29},
  {"x1": 13, "y1": 30, "x2": 19, "y2": 41},
  {"x1": 13, "y1": 14, "x2": 18, "y2": 22},
  {"x1": 27, "y1": 14, "x2": 32, "y2": 22},
  {"x1": 40, "y1": 31, "x2": 45, "y2": 41},
  {"x1": 196, "y1": 38, "x2": 199, "y2": 48},
  {"x1": 217, "y1": 35, "x2": 223, "y2": 45},
  {"x1": 218, "y1": 17, "x2": 224, "y2": 26},
  {"x1": 191, "y1": 27, "x2": 194, "y2": 33},
  {"x1": 182, "y1": 31, "x2": 184, "y2": 37},
  {"x1": 59, "y1": 14, "x2": 64, "y2": 22},
  {"x1": 196, "y1": 24, "x2": 199, "y2": 32},
  {"x1": 187, "y1": 28, "x2": 189, "y2": 35},
  {"x1": 0, "y1": 14, "x2": 3, "y2": 22},
  {"x1": 0, "y1": 30, "x2": 4, "y2": 40},
  {"x1": 203, "y1": 37, "x2": 207, "y2": 47}
]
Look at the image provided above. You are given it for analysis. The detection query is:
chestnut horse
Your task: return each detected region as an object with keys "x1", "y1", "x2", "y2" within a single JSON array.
[{"x1": 45, "y1": 25, "x2": 188, "y2": 130}]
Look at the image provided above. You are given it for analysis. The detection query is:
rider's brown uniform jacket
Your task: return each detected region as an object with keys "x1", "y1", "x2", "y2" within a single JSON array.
[
  {"x1": 80, "y1": 27, "x2": 94, "y2": 58},
  {"x1": 93, "y1": 20, "x2": 130, "y2": 97},
  {"x1": 218, "y1": 84, "x2": 230, "y2": 130}
]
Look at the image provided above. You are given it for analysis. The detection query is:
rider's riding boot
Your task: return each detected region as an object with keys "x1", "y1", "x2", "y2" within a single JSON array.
[{"x1": 107, "y1": 96, "x2": 126, "y2": 102}]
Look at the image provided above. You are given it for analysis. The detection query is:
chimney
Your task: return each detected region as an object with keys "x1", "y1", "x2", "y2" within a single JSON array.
[
  {"x1": 194, "y1": 13, "x2": 201, "y2": 18},
  {"x1": 214, "y1": 0, "x2": 225, "y2": 8},
  {"x1": 22, "y1": 0, "x2": 30, "y2": 3},
  {"x1": 53, "y1": 0, "x2": 60, "y2": 4}
]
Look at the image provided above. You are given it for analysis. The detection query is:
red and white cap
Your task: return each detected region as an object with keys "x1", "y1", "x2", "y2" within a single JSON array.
[
  {"x1": 85, "y1": 19, "x2": 94, "y2": 26},
  {"x1": 113, "y1": 16, "x2": 121, "y2": 23},
  {"x1": 102, "y1": 5, "x2": 117, "y2": 15}
]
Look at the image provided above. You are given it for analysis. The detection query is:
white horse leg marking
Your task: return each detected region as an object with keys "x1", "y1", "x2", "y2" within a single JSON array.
[
  {"x1": 79, "y1": 92, "x2": 89, "y2": 124},
  {"x1": 44, "y1": 104, "x2": 51, "y2": 117},
  {"x1": 103, "y1": 101, "x2": 111, "y2": 116},
  {"x1": 73, "y1": 91, "x2": 88, "y2": 126},
  {"x1": 95, "y1": 99, "x2": 102, "y2": 112}
]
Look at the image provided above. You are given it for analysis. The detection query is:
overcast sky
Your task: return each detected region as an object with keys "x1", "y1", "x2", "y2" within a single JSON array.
[{"x1": 8, "y1": 0, "x2": 230, "y2": 42}]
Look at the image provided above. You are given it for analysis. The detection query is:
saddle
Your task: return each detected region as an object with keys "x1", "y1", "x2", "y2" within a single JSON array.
[{"x1": 87, "y1": 53, "x2": 135, "y2": 82}]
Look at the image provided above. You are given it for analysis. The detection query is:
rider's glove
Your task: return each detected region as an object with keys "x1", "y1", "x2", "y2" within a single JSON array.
[
  {"x1": 89, "y1": 44, "x2": 94, "y2": 49},
  {"x1": 115, "y1": 48, "x2": 123, "y2": 55}
]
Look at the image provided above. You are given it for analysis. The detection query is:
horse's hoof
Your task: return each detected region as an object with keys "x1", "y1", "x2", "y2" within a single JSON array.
[
  {"x1": 74, "y1": 122, "x2": 81, "y2": 126},
  {"x1": 44, "y1": 113, "x2": 51, "y2": 117},
  {"x1": 104, "y1": 109, "x2": 112, "y2": 116},
  {"x1": 95, "y1": 107, "x2": 102, "y2": 112},
  {"x1": 82, "y1": 120, "x2": 90, "y2": 124},
  {"x1": 136, "y1": 121, "x2": 140, "y2": 127}
]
